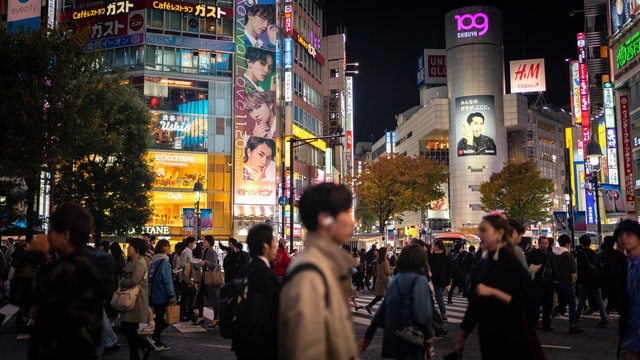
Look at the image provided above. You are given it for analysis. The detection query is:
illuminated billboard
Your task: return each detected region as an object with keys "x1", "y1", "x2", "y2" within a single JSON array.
[
  {"x1": 416, "y1": 49, "x2": 447, "y2": 89},
  {"x1": 455, "y1": 95, "x2": 497, "y2": 157},
  {"x1": 612, "y1": 0, "x2": 632, "y2": 35},
  {"x1": 234, "y1": 0, "x2": 277, "y2": 208},
  {"x1": 7, "y1": 0, "x2": 41, "y2": 32},
  {"x1": 509, "y1": 58, "x2": 546, "y2": 93}
]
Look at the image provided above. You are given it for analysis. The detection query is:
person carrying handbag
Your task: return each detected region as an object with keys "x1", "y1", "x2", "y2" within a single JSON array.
[
  {"x1": 193, "y1": 235, "x2": 222, "y2": 328},
  {"x1": 120, "y1": 237, "x2": 154, "y2": 360},
  {"x1": 147, "y1": 239, "x2": 176, "y2": 351}
]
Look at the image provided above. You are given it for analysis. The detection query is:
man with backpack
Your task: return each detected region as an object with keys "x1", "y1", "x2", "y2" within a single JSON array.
[
  {"x1": 229, "y1": 223, "x2": 279, "y2": 360},
  {"x1": 527, "y1": 236, "x2": 555, "y2": 331},
  {"x1": 278, "y1": 183, "x2": 359, "y2": 359},
  {"x1": 575, "y1": 235, "x2": 609, "y2": 327}
]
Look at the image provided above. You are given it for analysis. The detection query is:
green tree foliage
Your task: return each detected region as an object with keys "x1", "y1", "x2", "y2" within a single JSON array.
[
  {"x1": 0, "y1": 26, "x2": 153, "y2": 240},
  {"x1": 53, "y1": 79, "x2": 154, "y2": 241},
  {"x1": 353, "y1": 154, "x2": 447, "y2": 233},
  {"x1": 479, "y1": 159, "x2": 554, "y2": 225}
]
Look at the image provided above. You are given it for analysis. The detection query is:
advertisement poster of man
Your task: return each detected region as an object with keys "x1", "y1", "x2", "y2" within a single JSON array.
[
  {"x1": 243, "y1": 0, "x2": 277, "y2": 50},
  {"x1": 456, "y1": 95, "x2": 497, "y2": 157}
]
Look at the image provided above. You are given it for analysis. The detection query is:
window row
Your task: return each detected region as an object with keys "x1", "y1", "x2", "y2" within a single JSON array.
[
  {"x1": 293, "y1": 105, "x2": 323, "y2": 136},
  {"x1": 292, "y1": 72, "x2": 323, "y2": 113},
  {"x1": 146, "y1": 8, "x2": 233, "y2": 40}
]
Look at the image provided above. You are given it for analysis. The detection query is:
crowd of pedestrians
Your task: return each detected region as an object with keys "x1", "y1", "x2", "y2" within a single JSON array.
[{"x1": 2, "y1": 185, "x2": 640, "y2": 359}]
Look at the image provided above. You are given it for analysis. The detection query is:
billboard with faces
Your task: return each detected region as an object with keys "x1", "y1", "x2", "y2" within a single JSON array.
[
  {"x1": 455, "y1": 95, "x2": 497, "y2": 157},
  {"x1": 234, "y1": 0, "x2": 277, "y2": 207}
]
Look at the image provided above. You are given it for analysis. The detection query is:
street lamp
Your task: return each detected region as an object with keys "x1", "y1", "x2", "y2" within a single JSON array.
[
  {"x1": 563, "y1": 186, "x2": 575, "y2": 248},
  {"x1": 193, "y1": 180, "x2": 203, "y2": 242},
  {"x1": 288, "y1": 131, "x2": 344, "y2": 252},
  {"x1": 585, "y1": 138, "x2": 603, "y2": 245}
]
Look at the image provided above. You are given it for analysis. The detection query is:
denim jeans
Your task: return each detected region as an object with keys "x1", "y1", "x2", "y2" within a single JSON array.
[
  {"x1": 433, "y1": 285, "x2": 447, "y2": 318},
  {"x1": 102, "y1": 309, "x2": 119, "y2": 348},
  {"x1": 552, "y1": 282, "x2": 578, "y2": 326},
  {"x1": 576, "y1": 283, "x2": 608, "y2": 322}
]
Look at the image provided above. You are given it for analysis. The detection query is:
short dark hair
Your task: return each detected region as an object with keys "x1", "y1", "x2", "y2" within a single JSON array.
[
  {"x1": 578, "y1": 234, "x2": 591, "y2": 247},
  {"x1": 247, "y1": 224, "x2": 274, "y2": 257},
  {"x1": 127, "y1": 237, "x2": 148, "y2": 255},
  {"x1": 204, "y1": 235, "x2": 214, "y2": 246},
  {"x1": 183, "y1": 236, "x2": 196, "y2": 246},
  {"x1": 395, "y1": 244, "x2": 427, "y2": 272},
  {"x1": 507, "y1": 218, "x2": 525, "y2": 235},
  {"x1": 466, "y1": 112, "x2": 485, "y2": 124},
  {"x1": 297, "y1": 182, "x2": 352, "y2": 231},
  {"x1": 468, "y1": 245, "x2": 476, "y2": 252},
  {"x1": 603, "y1": 235, "x2": 616, "y2": 249},
  {"x1": 557, "y1": 234, "x2": 571, "y2": 247},
  {"x1": 49, "y1": 203, "x2": 94, "y2": 248}
]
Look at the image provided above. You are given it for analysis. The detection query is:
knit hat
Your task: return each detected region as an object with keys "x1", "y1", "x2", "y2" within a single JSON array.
[{"x1": 613, "y1": 219, "x2": 640, "y2": 240}]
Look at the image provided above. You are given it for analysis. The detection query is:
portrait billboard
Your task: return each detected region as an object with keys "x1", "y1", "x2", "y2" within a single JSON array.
[
  {"x1": 455, "y1": 95, "x2": 496, "y2": 157},
  {"x1": 234, "y1": 0, "x2": 277, "y2": 208},
  {"x1": 612, "y1": 0, "x2": 632, "y2": 36},
  {"x1": 601, "y1": 183, "x2": 625, "y2": 214}
]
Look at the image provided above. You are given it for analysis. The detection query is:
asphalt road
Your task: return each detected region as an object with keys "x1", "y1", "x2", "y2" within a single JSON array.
[{"x1": 0, "y1": 292, "x2": 620, "y2": 359}]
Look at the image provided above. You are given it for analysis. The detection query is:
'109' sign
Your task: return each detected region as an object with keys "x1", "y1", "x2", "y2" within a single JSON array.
[{"x1": 455, "y1": 12, "x2": 489, "y2": 39}]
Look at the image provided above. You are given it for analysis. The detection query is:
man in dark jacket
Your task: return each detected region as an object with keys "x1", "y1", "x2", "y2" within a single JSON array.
[
  {"x1": 220, "y1": 238, "x2": 250, "y2": 282},
  {"x1": 551, "y1": 234, "x2": 583, "y2": 334},
  {"x1": 575, "y1": 235, "x2": 609, "y2": 327},
  {"x1": 526, "y1": 236, "x2": 555, "y2": 331},
  {"x1": 23, "y1": 203, "x2": 117, "y2": 359},
  {"x1": 232, "y1": 224, "x2": 279, "y2": 360},
  {"x1": 614, "y1": 219, "x2": 640, "y2": 359},
  {"x1": 599, "y1": 235, "x2": 627, "y2": 313}
]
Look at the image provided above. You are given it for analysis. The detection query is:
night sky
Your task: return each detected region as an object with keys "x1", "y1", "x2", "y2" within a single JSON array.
[{"x1": 324, "y1": 0, "x2": 585, "y2": 143}]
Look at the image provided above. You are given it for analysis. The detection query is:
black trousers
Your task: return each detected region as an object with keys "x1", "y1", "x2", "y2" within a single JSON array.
[
  {"x1": 180, "y1": 282, "x2": 196, "y2": 319},
  {"x1": 152, "y1": 302, "x2": 169, "y2": 342},
  {"x1": 121, "y1": 321, "x2": 151, "y2": 360},
  {"x1": 533, "y1": 281, "x2": 554, "y2": 328}
]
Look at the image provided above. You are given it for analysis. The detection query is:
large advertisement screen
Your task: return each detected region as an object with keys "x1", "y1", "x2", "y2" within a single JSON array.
[
  {"x1": 234, "y1": 0, "x2": 277, "y2": 207},
  {"x1": 455, "y1": 95, "x2": 497, "y2": 157},
  {"x1": 612, "y1": 0, "x2": 633, "y2": 35}
]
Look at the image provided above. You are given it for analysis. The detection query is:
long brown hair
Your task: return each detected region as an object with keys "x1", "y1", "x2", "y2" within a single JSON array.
[{"x1": 377, "y1": 246, "x2": 387, "y2": 264}]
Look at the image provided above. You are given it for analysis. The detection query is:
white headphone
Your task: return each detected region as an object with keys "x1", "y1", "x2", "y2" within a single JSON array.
[{"x1": 321, "y1": 216, "x2": 335, "y2": 226}]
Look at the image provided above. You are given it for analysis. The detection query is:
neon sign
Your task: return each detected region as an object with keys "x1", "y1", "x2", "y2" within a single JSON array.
[
  {"x1": 616, "y1": 30, "x2": 640, "y2": 69},
  {"x1": 455, "y1": 12, "x2": 489, "y2": 38}
]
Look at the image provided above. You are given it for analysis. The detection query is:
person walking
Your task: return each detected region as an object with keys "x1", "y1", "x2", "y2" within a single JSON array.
[
  {"x1": 358, "y1": 243, "x2": 435, "y2": 359},
  {"x1": 429, "y1": 240, "x2": 452, "y2": 321},
  {"x1": 119, "y1": 237, "x2": 154, "y2": 360},
  {"x1": 526, "y1": 236, "x2": 556, "y2": 331},
  {"x1": 613, "y1": 219, "x2": 640, "y2": 359},
  {"x1": 273, "y1": 240, "x2": 291, "y2": 279},
  {"x1": 550, "y1": 234, "x2": 583, "y2": 334},
  {"x1": 365, "y1": 246, "x2": 392, "y2": 314},
  {"x1": 448, "y1": 243, "x2": 468, "y2": 302},
  {"x1": 599, "y1": 235, "x2": 627, "y2": 313},
  {"x1": 178, "y1": 237, "x2": 199, "y2": 322},
  {"x1": 147, "y1": 239, "x2": 176, "y2": 351},
  {"x1": 575, "y1": 234, "x2": 609, "y2": 327},
  {"x1": 11, "y1": 204, "x2": 117, "y2": 359},
  {"x1": 452, "y1": 214, "x2": 540, "y2": 359},
  {"x1": 278, "y1": 183, "x2": 359, "y2": 359},
  {"x1": 193, "y1": 235, "x2": 222, "y2": 328},
  {"x1": 232, "y1": 224, "x2": 280, "y2": 360}
]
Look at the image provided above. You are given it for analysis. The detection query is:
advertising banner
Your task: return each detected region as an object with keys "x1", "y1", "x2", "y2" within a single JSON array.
[
  {"x1": 600, "y1": 183, "x2": 625, "y2": 214},
  {"x1": 553, "y1": 211, "x2": 568, "y2": 231},
  {"x1": 620, "y1": 95, "x2": 636, "y2": 214},
  {"x1": 612, "y1": 0, "x2": 632, "y2": 35},
  {"x1": 234, "y1": 0, "x2": 277, "y2": 208},
  {"x1": 7, "y1": 0, "x2": 41, "y2": 32},
  {"x1": 455, "y1": 95, "x2": 497, "y2": 157},
  {"x1": 509, "y1": 58, "x2": 546, "y2": 93}
]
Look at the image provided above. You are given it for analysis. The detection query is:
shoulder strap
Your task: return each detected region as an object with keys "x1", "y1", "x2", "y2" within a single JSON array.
[{"x1": 282, "y1": 263, "x2": 329, "y2": 308}]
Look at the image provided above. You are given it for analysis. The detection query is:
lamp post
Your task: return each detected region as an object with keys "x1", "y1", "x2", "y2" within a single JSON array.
[
  {"x1": 193, "y1": 180, "x2": 203, "y2": 242},
  {"x1": 564, "y1": 191, "x2": 575, "y2": 248},
  {"x1": 288, "y1": 132, "x2": 344, "y2": 252},
  {"x1": 585, "y1": 138, "x2": 603, "y2": 245}
]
